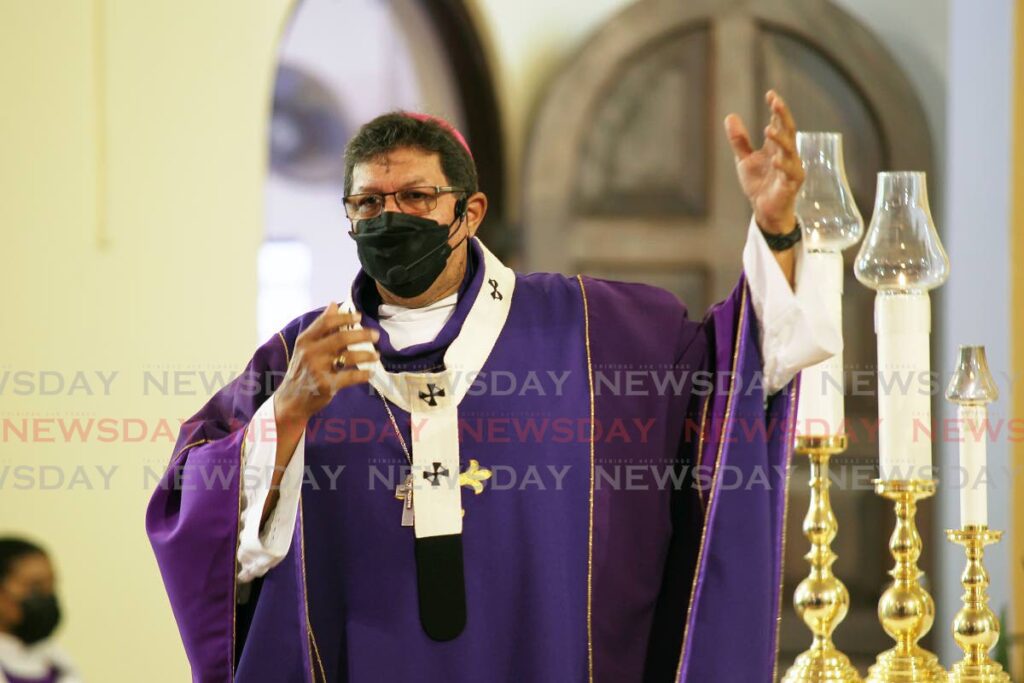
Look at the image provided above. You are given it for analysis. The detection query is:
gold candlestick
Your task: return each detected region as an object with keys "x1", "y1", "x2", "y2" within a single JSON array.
[
  {"x1": 866, "y1": 479, "x2": 946, "y2": 683},
  {"x1": 782, "y1": 435, "x2": 863, "y2": 683},
  {"x1": 945, "y1": 526, "x2": 1010, "y2": 683}
]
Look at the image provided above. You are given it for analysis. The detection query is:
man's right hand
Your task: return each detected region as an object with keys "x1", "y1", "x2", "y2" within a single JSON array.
[
  {"x1": 273, "y1": 302, "x2": 380, "y2": 427},
  {"x1": 261, "y1": 303, "x2": 379, "y2": 527}
]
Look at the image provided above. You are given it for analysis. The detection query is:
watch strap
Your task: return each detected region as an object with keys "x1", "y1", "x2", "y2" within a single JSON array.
[{"x1": 760, "y1": 220, "x2": 803, "y2": 251}]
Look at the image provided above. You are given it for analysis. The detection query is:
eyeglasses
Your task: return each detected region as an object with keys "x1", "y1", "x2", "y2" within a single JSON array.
[{"x1": 342, "y1": 185, "x2": 465, "y2": 221}]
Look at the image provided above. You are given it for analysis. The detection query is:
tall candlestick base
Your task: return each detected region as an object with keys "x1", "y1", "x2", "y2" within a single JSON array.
[
  {"x1": 945, "y1": 526, "x2": 1010, "y2": 683},
  {"x1": 866, "y1": 479, "x2": 946, "y2": 683},
  {"x1": 782, "y1": 435, "x2": 863, "y2": 683}
]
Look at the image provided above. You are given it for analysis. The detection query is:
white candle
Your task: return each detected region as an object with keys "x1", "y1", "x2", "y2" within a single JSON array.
[
  {"x1": 958, "y1": 404, "x2": 988, "y2": 527},
  {"x1": 796, "y1": 251, "x2": 845, "y2": 437},
  {"x1": 875, "y1": 292, "x2": 932, "y2": 479}
]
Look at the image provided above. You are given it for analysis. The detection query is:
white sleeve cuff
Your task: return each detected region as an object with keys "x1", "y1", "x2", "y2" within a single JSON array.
[
  {"x1": 237, "y1": 396, "x2": 305, "y2": 584},
  {"x1": 742, "y1": 216, "x2": 842, "y2": 396}
]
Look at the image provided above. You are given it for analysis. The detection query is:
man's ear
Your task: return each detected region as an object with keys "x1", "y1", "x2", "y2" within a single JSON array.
[
  {"x1": 0, "y1": 589, "x2": 17, "y2": 627},
  {"x1": 464, "y1": 192, "x2": 488, "y2": 237}
]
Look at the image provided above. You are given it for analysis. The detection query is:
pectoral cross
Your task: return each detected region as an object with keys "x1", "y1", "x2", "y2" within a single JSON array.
[
  {"x1": 394, "y1": 473, "x2": 414, "y2": 527},
  {"x1": 395, "y1": 461, "x2": 493, "y2": 527}
]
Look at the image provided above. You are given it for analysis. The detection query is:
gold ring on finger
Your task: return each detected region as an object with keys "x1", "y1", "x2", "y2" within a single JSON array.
[{"x1": 336, "y1": 352, "x2": 348, "y2": 368}]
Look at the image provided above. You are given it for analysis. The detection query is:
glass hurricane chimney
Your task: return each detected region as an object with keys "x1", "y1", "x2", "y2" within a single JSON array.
[
  {"x1": 854, "y1": 171, "x2": 949, "y2": 291},
  {"x1": 795, "y1": 132, "x2": 864, "y2": 251}
]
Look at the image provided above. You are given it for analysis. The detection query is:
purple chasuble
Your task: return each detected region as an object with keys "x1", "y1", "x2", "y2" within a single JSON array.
[{"x1": 146, "y1": 238, "x2": 797, "y2": 682}]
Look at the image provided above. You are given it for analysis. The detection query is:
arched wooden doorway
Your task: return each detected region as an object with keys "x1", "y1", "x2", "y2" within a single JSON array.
[{"x1": 522, "y1": 0, "x2": 934, "y2": 671}]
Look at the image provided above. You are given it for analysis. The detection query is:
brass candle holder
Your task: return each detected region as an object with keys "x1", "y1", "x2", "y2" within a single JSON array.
[
  {"x1": 945, "y1": 526, "x2": 1010, "y2": 683},
  {"x1": 866, "y1": 479, "x2": 946, "y2": 683},
  {"x1": 782, "y1": 435, "x2": 862, "y2": 683}
]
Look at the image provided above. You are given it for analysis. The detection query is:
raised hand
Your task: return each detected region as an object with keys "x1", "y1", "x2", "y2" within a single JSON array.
[
  {"x1": 261, "y1": 304, "x2": 379, "y2": 526},
  {"x1": 274, "y1": 303, "x2": 379, "y2": 426},
  {"x1": 724, "y1": 90, "x2": 804, "y2": 235}
]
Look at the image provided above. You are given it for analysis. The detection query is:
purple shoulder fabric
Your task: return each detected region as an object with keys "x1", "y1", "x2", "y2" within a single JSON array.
[
  {"x1": 577, "y1": 275, "x2": 796, "y2": 682},
  {"x1": 145, "y1": 314, "x2": 314, "y2": 682},
  {"x1": 677, "y1": 277, "x2": 798, "y2": 682},
  {"x1": 574, "y1": 276, "x2": 702, "y2": 682}
]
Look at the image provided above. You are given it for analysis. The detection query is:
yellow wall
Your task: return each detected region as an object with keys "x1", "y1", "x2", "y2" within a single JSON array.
[{"x1": 0, "y1": 1, "x2": 291, "y2": 679}]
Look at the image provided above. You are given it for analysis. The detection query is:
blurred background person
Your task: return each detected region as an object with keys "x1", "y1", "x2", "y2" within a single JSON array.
[{"x1": 0, "y1": 539, "x2": 81, "y2": 683}]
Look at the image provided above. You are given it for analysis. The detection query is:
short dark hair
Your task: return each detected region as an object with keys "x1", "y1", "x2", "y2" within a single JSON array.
[
  {"x1": 0, "y1": 537, "x2": 46, "y2": 583},
  {"x1": 344, "y1": 112, "x2": 478, "y2": 196}
]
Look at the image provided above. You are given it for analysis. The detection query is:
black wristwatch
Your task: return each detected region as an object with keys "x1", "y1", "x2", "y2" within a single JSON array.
[{"x1": 759, "y1": 220, "x2": 803, "y2": 252}]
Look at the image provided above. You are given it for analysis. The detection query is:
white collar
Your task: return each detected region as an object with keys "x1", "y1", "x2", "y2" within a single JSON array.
[
  {"x1": 378, "y1": 292, "x2": 458, "y2": 321},
  {"x1": 0, "y1": 632, "x2": 54, "y2": 676},
  {"x1": 377, "y1": 293, "x2": 458, "y2": 352}
]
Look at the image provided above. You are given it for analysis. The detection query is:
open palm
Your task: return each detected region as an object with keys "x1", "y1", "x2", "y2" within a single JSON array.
[{"x1": 724, "y1": 90, "x2": 804, "y2": 234}]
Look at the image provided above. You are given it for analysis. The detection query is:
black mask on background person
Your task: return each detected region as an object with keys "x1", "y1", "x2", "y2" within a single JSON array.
[
  {"x1": 10, "y1": 592, "x2": 61, "y2": 645},
  {"x1": 350, "y1": 203, "x2": 467, "y2": 299}
]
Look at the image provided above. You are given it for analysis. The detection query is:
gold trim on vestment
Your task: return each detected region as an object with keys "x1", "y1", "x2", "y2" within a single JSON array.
[
  {"x1": 168, "y1": 438, "x2": 208, "y2": 467},
  {"x1": 576, "y1": 275, "x2": 596, "y2": 683},
  {"x1": 694, "y1": 392, "x2": 712, "y2": 511},
  {"x1": 277, "y1": 330, "x2": 291, "y2": 365},
  {"x1": 299, "y1": 500, "x2": 327, "y2": 682},
  {"x1": 231, "y1": 426, "x2": 248, "y2": 681},
  {"x1": 771, "y1": 380, "x2": 800, "y2": 681},
  {"x1": 675, "y1": 288, "x2": 749, "y2": 680}
]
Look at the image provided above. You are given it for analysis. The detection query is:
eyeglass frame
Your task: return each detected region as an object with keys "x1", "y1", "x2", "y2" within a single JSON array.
[{"x1": 342, "y1": 185, "x2": 467, "y2": 221}]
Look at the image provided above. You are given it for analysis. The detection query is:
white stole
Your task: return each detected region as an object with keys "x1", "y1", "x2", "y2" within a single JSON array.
[{"x1": 343, "y1": 238, "x2": 515, "y2": 539}]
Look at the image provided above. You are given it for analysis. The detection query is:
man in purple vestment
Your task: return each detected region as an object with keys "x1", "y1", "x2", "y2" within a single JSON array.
[{"x1": 147, "y1": 91, "x2": 839, "y2": 682}]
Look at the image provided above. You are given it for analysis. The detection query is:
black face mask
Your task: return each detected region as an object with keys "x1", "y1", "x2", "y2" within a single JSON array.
[
  {"x1": 350, "y1": 208, "x2": 467, "y2": 299},
  {"x1": 11, "y1": 592, "x2": 61, "y2": 645}
]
